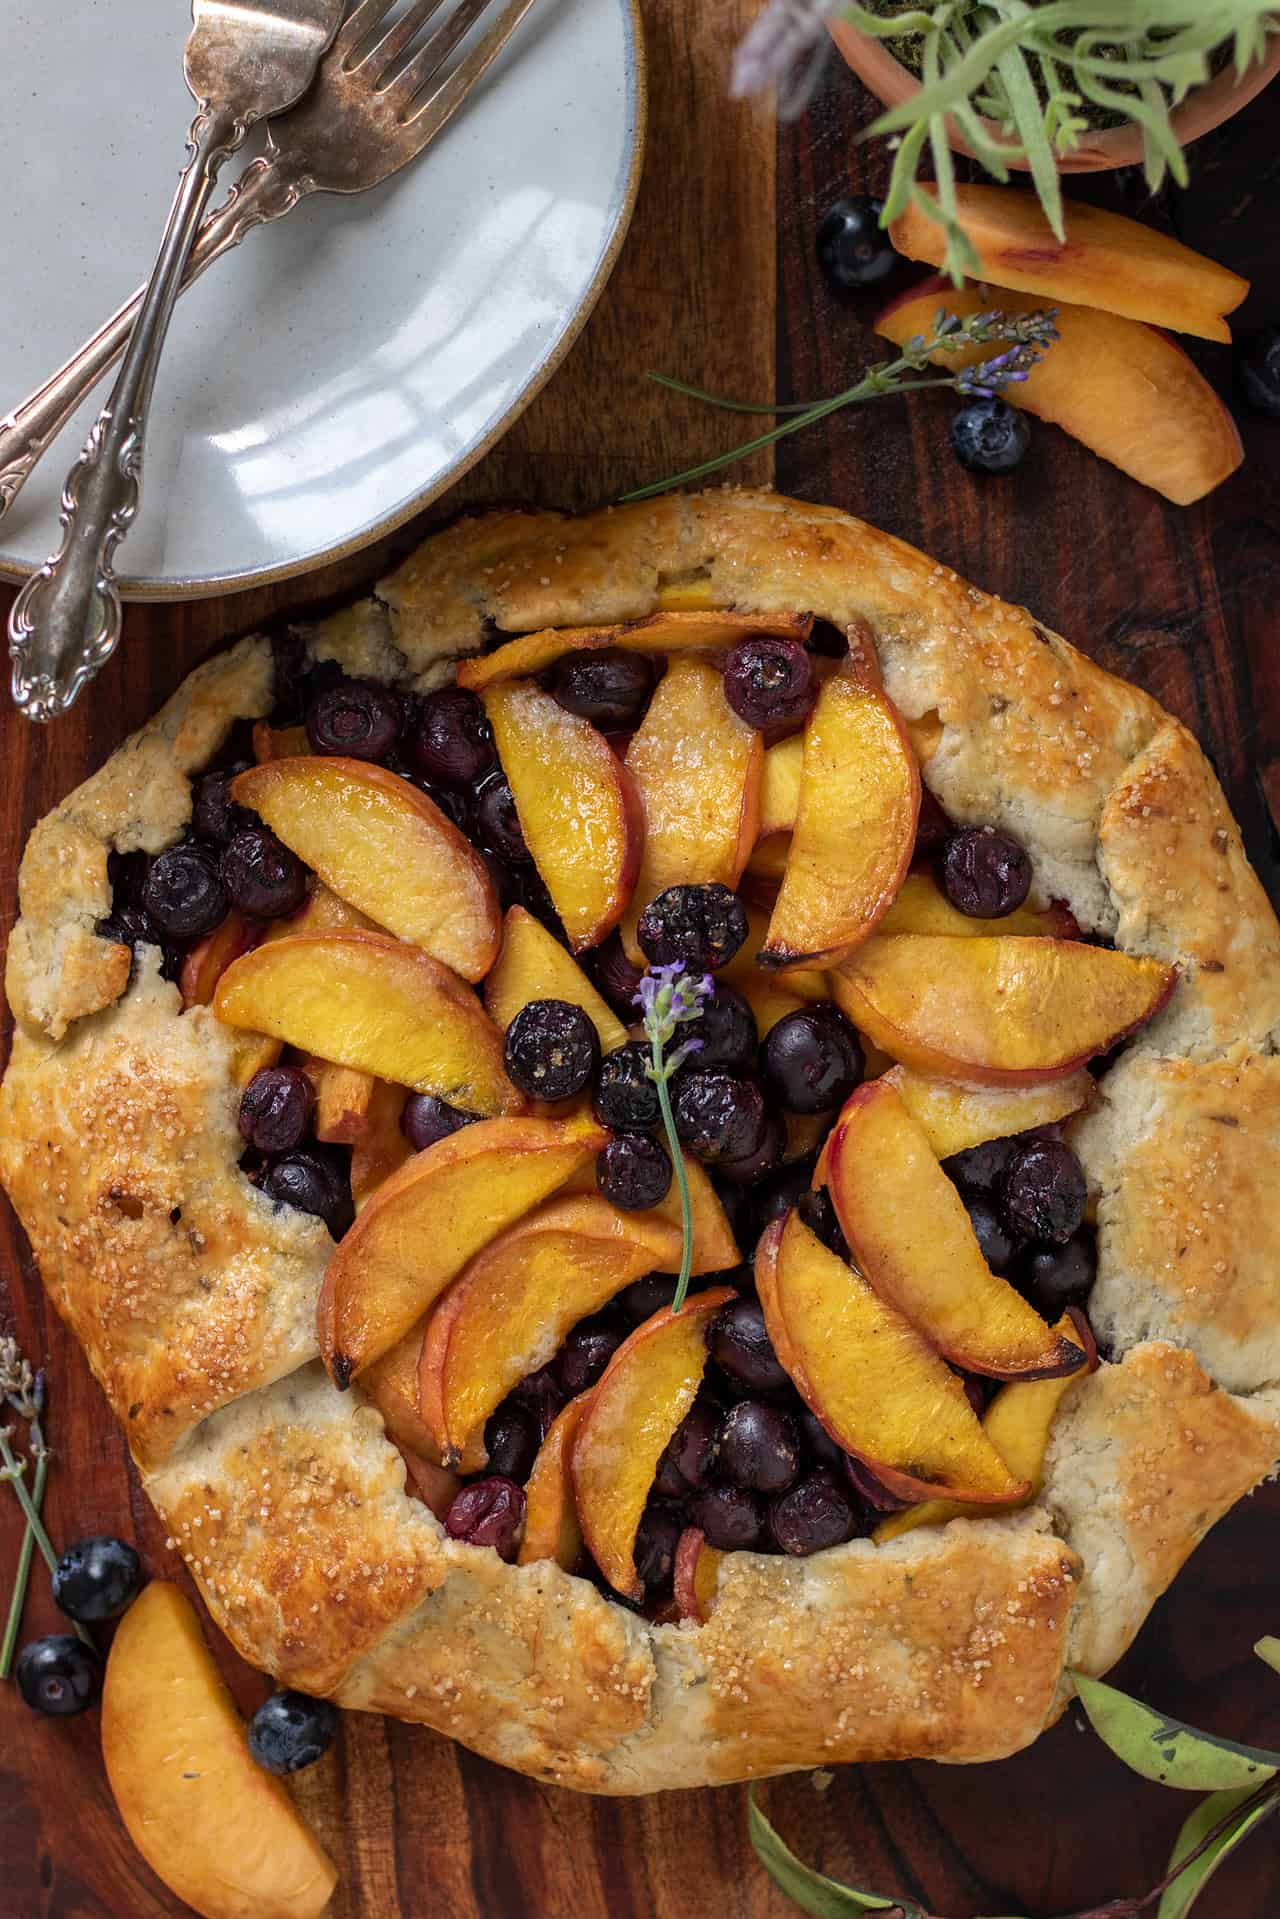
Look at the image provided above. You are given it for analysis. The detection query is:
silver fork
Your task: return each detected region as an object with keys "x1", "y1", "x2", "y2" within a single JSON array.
[
  {"x1": 8, "y1": 0, "x2": 344, "y2": 722},
  {"x1": 8, "y1": 0, "x2": 538, "y2": 721}
]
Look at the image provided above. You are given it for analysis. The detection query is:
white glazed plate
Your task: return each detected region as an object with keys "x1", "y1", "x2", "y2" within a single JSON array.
[{"x1": 0, "y1": 0, "x2": 643, "y2": 598}]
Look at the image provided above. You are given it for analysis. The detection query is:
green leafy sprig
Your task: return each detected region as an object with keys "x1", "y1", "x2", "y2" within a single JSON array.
[
  {"x1": 748, "y1": 1647, "x2": 1280, "y2": 1918},
  {"x1": 619, "y1": 304, "x2": 1058, "y2": 503},
  {"x1": 635, "y1": 963, "x2": 713, "y2": 1312},
  {"x1": 0, "y1": 1336, "x2": 90, "y2": 1670}
]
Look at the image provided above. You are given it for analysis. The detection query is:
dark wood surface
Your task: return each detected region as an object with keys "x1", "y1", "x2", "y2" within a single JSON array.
[{"x1": 2, "y1": 9, "x2": 1279, "y2": 1915}]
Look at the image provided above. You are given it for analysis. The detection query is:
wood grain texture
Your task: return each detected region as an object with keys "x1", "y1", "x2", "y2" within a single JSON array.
[{"x1": 0, "y1": 11, "x2": 1278, "y2": 1917}]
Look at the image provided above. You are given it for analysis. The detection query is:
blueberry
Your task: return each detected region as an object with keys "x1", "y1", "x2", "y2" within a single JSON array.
[
  {"x1": 633, "y1": 1499, "x2": 684, "y2": 1589},
  {"x1": 950, "y1": 398, "x2": 1030, "y2": 475},
  {"x1": 673, "y1": 1070, "x2": 767, "y2": 1163},
  {"x1": 95, "y1": 903, "x2": 161, "y2": 951},
  {"x1": 769, "y1": 1470, "x2": 859, "y2": 1556},
  {"x1": 637, "y1": 883, "x2": 748, "y2": 972},
  {"x1": 654, "y1": 1399, "x2": 720, "y2": 1497},
  {"x1": 444, "y1": 1477, "x2": 525, "y2": 1560},
  {"x1": 593, "y1": 1041, "x2": 660, "y2": 1133},
  {"x1": 722, "y1": 637, "x2": 815, "y2": 732},
  {"x1": 708, "y1": 1297, "x2": 789, "y2": 1395},
  {"x1": 239, "y1": 1066, "x2": 315, "y2": 1154},
  {"x1": 247, "y1": 1690, "x2": 339, "y2": 1774},
  {"x1": 306, "y1": 679, "x2": 402, "y2": 761},
  {"x1": 795, "y1": 1187, "x2": 849, "y2": 1260},
  {"x1": 587, "y1": 933, "x2": 645, "y2": 1021},
  {"x1": 471, "y1": 772, "x2": 530, "y2": 864},
  {"x1": 221, "y1": 827, "x2": 309, "y2": 920},
  {"x1": 915, "y1": 785, "x2": 953, "y2": 854},
  {"x1": 967, "y1": 1196, "x2": 1019, "y2": 1275},
  {"x1": 714, "y1": 1108, "x2": 786, "y2": 1187},
  {"x1": 1236, "y1": 326, "x2": 1280, "y2": 418},
  {"x1": 752, "y1": 1161, "x2": 818, "y2": 1242},
  {"x1": 761, "y1": 1004, "x2": 863, "y2": 1114},
  {"x1": 52, "y1": 1536, "x2": 141, "y2": 1623},
  {"x1": 717, "y1": 1400, "x2": 800, "y2": 1494},
  {"x1": 1018, "y1": 1230, "x2": 1096, "y2": 1317},
  {"x1": 688, "y1": 1482, "x2": 765, "y2": 1552},
  {"x1": 510, "y1": 1365, "x2": 565, "y2": 1442},
  {"x1": 615, "y1": 1274, "x2": 680, "y2": 1327},
  {"x1": 556, "y1": 1313, "x2": 626, "y2": 1398},
  {"x1": 942, "y1": 1136, "x2": 1018, "y2": 1202},
  {"x1": 400, "y1": 1092, "x2": 480, "y2": 1152},
  {"x1": 504, "y1": 999, "x2": 601, "y2": 1101},
  {"x1": 409, "y1": 689, "x2": 496, "y2": 788},
  {"x1": 1002, "y1": 1138, "x2": 1087, "y2": 1245},
  {"x1": 483, "y1": 1399, "x2": 539, "y2": 1483},
  {"x1": 694, "y1": 983, "x2": 758, "y2": 1072},
  {"x1": 798, "y1": 1408, "x2": 846, "y2": 1474},
  {"x1": 939, "y1": 826, "x2": 1032, "y2": 918},
  {"x1": 260, "y1": 1147, "x2": 353, "y2": 1239},
  {"x1": 596, "y1": 1134, "x2": 672, "y2": 1211},
  {"x1": 816, "y1": 195, "x2": 896, "y2": 291},
  {"x1": 551, "y1": 648, "x2": 655, "y2": 730},
  {"x1": 15, "y1": 1635, "x2": 101, "y2": 1716},
  {"x1": 142, "y1": 845, "x2": 228, "y2": 940},
  {"x1": 192, "y1": 762, "x2": 252, "y2": 845}
]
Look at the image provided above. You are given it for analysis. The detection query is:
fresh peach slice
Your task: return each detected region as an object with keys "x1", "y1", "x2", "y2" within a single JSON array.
[
  {"x1": 880, "y1": 871, "x2": 1074, "y2": 941},
  {"x1": 889, "y1": 186, "x2": 1248, "y2": 344},
  {"x1": 232, "y1": 758, "x2": 499, "y2": 981},
  {"x1": 825, "y1": 1081, "x2": 1084, "y2": 1380},
  {"x1": 760, "y1": 673, "x2": 919, "y2": 970},
  {"x1": 673, "y1": 1526, "x2": 723, "y2": 1623},
  {"x1": 880, "y1": 1061, "x2": 1094, "y2": 1159},
  {"x1": 621, "y1": 655, "x2": 763, "y2": 960},
  {"x1": 518, "y1": 1392, "x2": 594, "y2": 1569},
  {"x1": 102, "y1": 1583, "x2": 337, "y2": 1919},
  {"x1": 757, "y1": 1215, "x2": 1025, "y2": 1505},
  {"x1": 301, "y1": 1055, "x2": 376, "y2": 1144},
  {"x1": 420, "y1": 1193, "x2": 682, "y2": 1465},
  {"x1": 214, "y1": 931, "x2": 518, "y2": 1115},
  {"x1": 572, "y1": 1287, "x2": 736, "y2": 1599},
  {"x1": 180, "y1": 912, "x2": 259, "y2": 1009},
  {"x1": 317, "y1": 1112, "x2": 605, "y2": 1382},
  {"x1": 485, "y1": 905, "x2": 629, "y2": 1053},
  {"x1": 481, "y1": 679, "x2": 644, "y2": 952},
  {"x1": 456, "y1": 610, "x2": 812, "y2": 692},
  {"x1": 876, "y1": 279, "x2": 1242, "y2": 507},
  {"x1": 832, "y1": 932, "x2": 1174, "y2": 1086},
  {"x1": 349, "y1": 1080, "x2": 412, "y2": 1207},
  {"x1": 758, "y1": 733, "x2": 804, "y2": 837},
  {"x1": 563, "y1": 1151, "x2": 740, "y2": 1276},
  {"x1": 875, "y1": 1314, "x2": 1094, "y2": 1544},
  {"x1": 252, "y1": 720, "x2": 310, "y2": 762}
]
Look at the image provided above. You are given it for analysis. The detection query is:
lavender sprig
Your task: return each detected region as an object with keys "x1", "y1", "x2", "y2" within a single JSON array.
[
  {"x1": 619, "y1": 304, "x2": 1059, "y2": 503},
  {"x1": 635, "y1": 965, "x2": 714, "y2": 1312},
  {"x1": 0, "y1": 1338, "x2": 90, "y2": 1665}
]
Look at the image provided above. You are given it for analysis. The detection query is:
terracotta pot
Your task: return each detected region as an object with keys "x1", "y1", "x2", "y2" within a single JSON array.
[{"x1": 828, "y1": 17, "x2": 1280, "y2": 173}]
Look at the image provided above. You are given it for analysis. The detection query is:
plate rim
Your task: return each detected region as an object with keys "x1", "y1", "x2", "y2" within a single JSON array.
[{"x1": 0, "y1": 0, "x2": 647, "y2": 604}]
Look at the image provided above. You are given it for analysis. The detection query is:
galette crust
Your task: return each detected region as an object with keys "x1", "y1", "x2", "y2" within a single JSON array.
[{"x1": 2, "y1": 490, "x2": 1278, "y2": 1793}]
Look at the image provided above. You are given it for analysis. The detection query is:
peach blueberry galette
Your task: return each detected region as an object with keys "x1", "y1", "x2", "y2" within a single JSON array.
[{"x1": 3, "y1": 490, "x2": 1279, "y2": 1793}]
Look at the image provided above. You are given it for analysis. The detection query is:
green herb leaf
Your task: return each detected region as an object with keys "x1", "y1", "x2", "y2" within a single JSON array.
[
  {"x1": 747, "y1": 1787, "x2": 917, "y2": 1917},
  {"x1": 1157, "y1": 1785, "x2": 1280, "y2": 1919},
  {"x1": 1254, "y1": 1636, "x2": 1280, "y2": 1677},
  {"x1": 1073, "y1": 1672, "x2": 1280, "y2": 1790}
]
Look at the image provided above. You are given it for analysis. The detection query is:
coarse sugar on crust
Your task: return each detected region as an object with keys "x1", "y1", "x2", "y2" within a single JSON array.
[{"x1": 1, "y1": 489, "x2": 1278, "y2": 1792}]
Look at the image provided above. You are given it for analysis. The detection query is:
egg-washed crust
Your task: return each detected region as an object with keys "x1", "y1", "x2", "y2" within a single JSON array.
[{"x1": 2, "y1": 489, "x2": 1278, "y2": 1792}]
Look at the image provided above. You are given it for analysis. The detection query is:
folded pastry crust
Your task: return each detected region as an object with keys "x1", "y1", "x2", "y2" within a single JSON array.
[{"x1": 3, "y1": 489, "x2": 1278, "y2": 1792}]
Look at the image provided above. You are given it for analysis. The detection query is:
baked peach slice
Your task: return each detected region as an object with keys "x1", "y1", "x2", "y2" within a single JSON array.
[
  {"x1": 876, "y1": 280, "x2": 1242, "y2": 507},
  {"x1": 481, "y1": 679, "x2": 643, "y2": 952},
  {"x1": 621, "y1": 655, "x2": 763, "y2": 960},
  {"x1": 419, "y1": 1193, "x2": 683, "y2": 1468},
  {"x1": 720, "y1": 902, "x2": 827, "y2": 1003},
  {"x1": 317, "y1": 1111, "x2": 605, "y2": 1383},
  {"x1": 889, "y1": 185, "x2": 1248, "y2": 344},
  {"x1": 760, "y1": 672, "x2": 919, "y2": 970},
  {"x1": 518, "y1": 1392, "x2": 594, "y2": 1569},
  {"x1": 673, "y1": 1526, "x2": 723, "y2": 1623},
  {"x1": 875, "y1": 1313, "x2": 1096, "y2": 1544},
  {"x1": 252, "y1": 719, "x2": 309, "y2": 762},
  {"x1": 261, "y1": 881, "x2": 377, "y2": 942},
  {"x1": 102, "y1": 1582, "x2": 337, "y2": 1919},
  {"x1": 758, "y1": 733, "x2": 804, "y2": 838},
  {"x1": 456, "y1": 610, "x2": 812, "y2": 692},
  {"x1": 233, "y1": 757, "x2": 499, "y2": 982},
  {"x1": 362, "y1": 1322, "x2": 439, "y2": 1459},
  {"x1": 485, "y1": 905, "x2": 629, "y2": 1053},
  {"x1": 745, "y1": 834, "x2": 791, "y2": 889},
  {"x1": 756, "y1": 1214, "x2": 1025, "y2": 1505},
  {"x1": 880, "y1": 1061, "x2": 1094, "y2": 1160},
  {"x1": 564, "y1": 1151, "x2": 740, "y2": 1276},
  {"x1": 825, "y1": 1080, "x2": 1084, "y2": 1380},
  {"x1": 572, "y1": 1287, "x2": 736, "y2": 1599},
  {"x1": 735, "y1": 976, "x2": 810, "y2": 1040},
  {"x1": 301, "y1": 1056, "x2": 376, "y2": 1145},
  {"x1": 395, "y1": 1443, "x2": 462, "y2": 1521},
  {"x1": 214, "y1": 931, "x2": 518, "y2": 1115},
  {"x1": 831, "y1": 933, "x2": 1175, "y2": 1085},
  {"x1": 180, "y1": 911, "x2": 259, "y2": 1009},
  {"x1": 349, "y1": 1080, "x2": 412, "y2": 1207},
  {"x1": 879, "y1": 871, "x2": 1075, "y2": 941}
]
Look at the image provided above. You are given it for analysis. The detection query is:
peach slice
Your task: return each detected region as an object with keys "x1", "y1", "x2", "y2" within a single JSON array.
[
  {"x1": 518, "y1": 1392, "x2": 594, "y2": 1569},
  {"x1": 102, "y1": 1582, "x2": 337, "y2": 1919},
  {"x1": 362, "y1": 1323, "x2": 440, "y2": 1460},
  {"x1": 875, "y1": 1315, "x2": 1094, "y2": 1544},
  {"x1": 261, "y1": 881, "x2": 377, "y2": 943},
  {"x1": 481, "y1": 679, "x2": 644, "y2": 952},
  {"x1": 563, "y1": 1151, "x2": 740, "y2": 1276},
  {"x1": 758, "y1": 733, "x2": 804, "y2": 837},
  {"x1": 349, "y1": 1080, "x2": 412, "y2": 1207},
  {"x1": 395, "y1": 1442, "x2": 462, "y2": 1521},
  {"x1": 232, "y1": 758, "x2": 499, "y2": 982},
  {"x1": 456, "y1": 610, "x2": 812, "y2": 692},
  {"x1": 572, "y1": 1287, "x2": 736, "y2": 1599},
  {"x1": 876, "y1": 279, "x2": 1242, "y2": 507},
  {"x1": 180, "y1": 912, "x2": 259, "y2": 1009},
  {"x1": 214, "y1": 931, "x2": 518, "y2": 1115},
  {"x1": 824, "y1": 1081, "x2": 1084, "y2": 1380},
  {"x1": 831, "y1": 932, "x2": 1175, "y2": 1086},
  {"x1": 317, "y1": 1111, "x2": 605, "y2": 1382},
  {"x1": 880, "y1": 871, "x2": 1074, "y2": 941},
  {"x1": 252, "y1": 720, "x2": 310, "y2": 762},
  {"x1": 419, "y1": 1194, "x2": 683, "y2": 1467},
  {"x1": 301, "y1": 1056, "x2": 376, "y2": 1145},
  {"x1": 485, "y1": 904, "x2": 629, "y2": 1053},
  {"x1": 757, "y1": 1214, "x2": 1025, "y2": 1504},
  {"x1": 621, "y1": 655, "x2": 763, "y2": 960},
  {"x1": 889, "y1": 185, "x2": 1248, "y2": 345},
  {"x1": 673, "y1": 1526, "x2": 723, "y2": 1623},
  {"x1": 745, "y1": 834, "x2": 791, "y2": 889},
  {"x1": 228, "y1": 1032, "x2": 284, "y2": 1088},
  {"x1": 720, "y1": 902, "x2": 828, "y2": 1004},
  {"x1": 880, "y1": 1061, "x2": 1094, "y2": 1159},
  {"x1": 760, "y1": 673, "x2": 919, "y2": 970},
  {"x1": 735, "y1": 976, "x2": 810, "y2": 1040}
]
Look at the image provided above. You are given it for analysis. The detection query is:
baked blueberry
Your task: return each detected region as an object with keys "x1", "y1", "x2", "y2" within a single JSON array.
[
  {"x1": 939, "y1": 826, "x2": 1033, "y2": 918},
  {"x1": 592, "y1": 1041, "x2": 660, "y2": 1133},
  {"x1": 587, "y1": 933, "x2": 645, "y2": 1021},
  {"x1": 966, "y1": 1197, "x2": 1018, "y2": 1275},
  {"x1": 950, "y1": 398, "x2": 1030, "y2": 475},
  {"x1": 510, "y1": 1365, "x2": 565, "y2": 1442},
  {"x1": 260, "y1": 1147, "x2": 353, "y2": 1239},
  {"x1": 191, "y1": 762, "x2": 252, "y2": 844},
  {"x1": 52, "y1": 1535, "x2": 141, "y2": 1622},
  {"x1": 556, "y1": 1314, "x2": 626, "y2": 1398},
  {"x1": 654, "y1": 1399, "x2": 720, "y2": 1497},
  {"x1": 634, "y1": 1499, "x2": 684, "y2": 1589},
  {"x1": 400, "y1": 1092, "x2": 480, "y2": 1152},
  {"x1": 717, "y1": 1400, "x2": 800, "y2": 1494},
  {"x1": 637, "y1": 883, "x2": 748, "y2": 971},
  {"x1": 444, "y1": 1477, "x2": 525, "y2": 1561},
  {"x1": 247, "y1": 1690, "x2": 340, "y2": 1774},
  {"x1": 596, "y1": 1134, "x2": 672, "y2": 1211},
  {"x1": 409, "y1": 688, "x2": 496, "y2": 787},
  {"x1": 816, "y1": 195, "x2": 896, "y2": 290},
  {"x1": 95, "y1": 903, "x2": 161, "y2": 951},
  {"x1": 504, "y1": 999, "x2": 601, "y2": 1101},
  {"x1": 1018, "y1": 1230, "x2": 1096, "y2": 1317},
  {"x1": 15, "y1": 1636, "x2": 102, "y2": 1717},
  {"x1": 722, "y1": 636, "x2": 815, "y2": 732},
  {"x1": 714, "y1": 1108, "x2": 785, "y2": 1187},
  {"x1": 239, "y1": 1066, "x2": 316, "y2": 1154},
  {"x1": 1002, "y1": 1137, "x2": 1087, "y2": 1245},
  {"x1": 484, "y1": 1399, "x2": 539, "y2": 1483},
  {"x1": 761, "y1": 1004, "x2": 863, "y2": 1113},
  {"x1": 942, "y1": 1135, "x2": 1018, "y2": 1202},
  {"x1": 142, "y1": 845, "x2": 228, "y2": 940},
  {"x1": 673, "y1": 1070, "x2": 767, "y2": 1163},
  {"x1": 1237, "y1": 326, "x2": 1280, "y2": 418},
  {"x1": 551, "y1": 648, "x2": 655, "y2": 730},
  {"x1": 769, "y1": 1470, "x2": 859, "y2": 1556},
  {"x1": 694, "y1": 983, "x2": 758, "y2": 1072},
  {"x1": 221, "y1": 826, "x2": 309, "y2": 920},
  {"x1": 471, "y1": 772, "x2": 530, "y2": 863},
  {"x1": 914, "y1": 785, "x2": 953, "y2": 854},
  {"x1": 688, "y1": 1482, "x2": 765, "y2": 1552},
  {"x1": 708, "y1": 1297, "x2": 789, "y2": 1395},
  {"x1": 798, "y1": 1407, "x2": 846, "y2": 1474},
  {"x1": 752, "y1": 1160, "x2": 818, "y2": 1241},
  {"x1": 306, "y1": 678, "x2": 402, "y2": 761},
  {"x1": 615, "y1": 1274, "x2": 679, "y2": 1326}
]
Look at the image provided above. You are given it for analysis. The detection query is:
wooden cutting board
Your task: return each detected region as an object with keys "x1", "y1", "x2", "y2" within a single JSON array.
[{"x1": 1, "y1": 3, "x2": 1278, "y2": 1913}]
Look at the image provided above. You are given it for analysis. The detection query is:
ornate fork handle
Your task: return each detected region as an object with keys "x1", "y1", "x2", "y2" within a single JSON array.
[{"x1": 8, "y1": 102, "x2": 256, "y2": 721}]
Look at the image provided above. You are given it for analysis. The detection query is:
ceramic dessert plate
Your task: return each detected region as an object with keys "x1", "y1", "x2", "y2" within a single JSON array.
[{"x1": 0, "y1": 0, "x2": 643, "y2": 598}]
